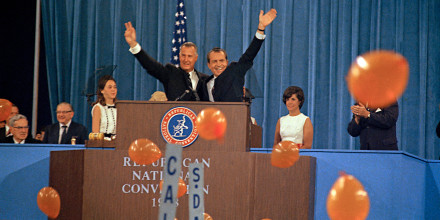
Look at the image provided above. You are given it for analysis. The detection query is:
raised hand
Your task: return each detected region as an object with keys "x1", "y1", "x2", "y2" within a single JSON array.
[
  {"x1": 258, "y1": 9, "x2": 277, "y2": 30},
  {"x1": 124, "y1": 21, "x2": 137, "y2": 48}
]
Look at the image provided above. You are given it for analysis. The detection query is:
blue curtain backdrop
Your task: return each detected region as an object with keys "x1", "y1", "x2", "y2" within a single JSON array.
[{"x1": 41, "y1": 0, "x2": 440, "y2": 159}]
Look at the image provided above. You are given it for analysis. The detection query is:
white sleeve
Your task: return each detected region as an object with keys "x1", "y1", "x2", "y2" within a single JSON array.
[
  {"x1": 128, "y1": 43, "x2": 141, "y2": 54},
  {"x1": 255, "y1": 31, "x2": 266, "y2": 40}
]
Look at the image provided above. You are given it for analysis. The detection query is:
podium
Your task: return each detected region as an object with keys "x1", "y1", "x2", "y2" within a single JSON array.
[
  {"x1": 50, "y1": 101, "x2": 316, "y2": 219},
  {"x1": 115, "y1": 101, "x2": 252, "y2": 152}
]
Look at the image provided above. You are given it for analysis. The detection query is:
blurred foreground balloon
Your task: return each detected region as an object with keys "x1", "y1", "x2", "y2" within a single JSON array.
[
  {"x1": 346, "y1": 50, "x2": 409, "y2": 108},
  {"x1": 128, "y1": 138, "x2": 162, "y2": 165},
  {"x1": 195, "y1": 108, "x2": 227, "y2": 140},
  {"x1": 271, "y1": 141, "x2": 300, "y2": 168},
  {"x1": 204, "y1": 212, "x2": 213, "y2": 220},
  {"x1": 159, "y1": 177, "x2": 187, "y2": 198},
  {"x1": 327, "y1": 172, "x2": 370, "y2": 220},
  {"x1": 0, "y1": 99, "x2": 12, "y2": 122},
  {"x1": 37, "y1": 187, "x2": 61, "y2": 219}
]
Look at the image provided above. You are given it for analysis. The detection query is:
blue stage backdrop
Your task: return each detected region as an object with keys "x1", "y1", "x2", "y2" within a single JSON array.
[{"x1": 41, "y1": 0, "x2": 440, "y2": 159}]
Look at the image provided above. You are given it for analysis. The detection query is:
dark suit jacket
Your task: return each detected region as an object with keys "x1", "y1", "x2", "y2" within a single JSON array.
[
  {"x1": 437, "y1": 121, "x2": 440, "y2": 138},
  {"x1": 347, "y1": 102, "x2": 399, "y2": 150},
  {"x1": 0, "y1": 127, "x2": 6, "y2": 142},
  {"x1": 134, "y1": 49, "x2": 208, "y2": 101},
  {"x1": 2, "y1": 136, "x2": 41, "y2": 144},
  {"x1": 43, "y1": 121, "x2": 88, "y2": 144},
  {"x1": 201, "y1": 36, "x2": 264, "y2": 102}
]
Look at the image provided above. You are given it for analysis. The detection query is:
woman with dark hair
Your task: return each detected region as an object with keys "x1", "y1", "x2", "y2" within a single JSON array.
[
  {"x1": 92, "y1": 75, "x2": 117, "y2": 139},
  {"x1": 274, "y1": 86, "x2": 314, "y2": 149}
]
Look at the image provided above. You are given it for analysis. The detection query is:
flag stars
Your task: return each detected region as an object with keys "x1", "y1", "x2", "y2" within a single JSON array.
[
  {"x1": 179, "y1": 2, "x2": 184, "y2": 7},
  {"x1": 176, "y1": 21, "x2": 180, "y2": 26},
  {"x1": 174, "y1": 55, "x2": 178, "y2": 60},
  {"x1": 172, "y1": 47, "x2": 177, "y2": 52}
]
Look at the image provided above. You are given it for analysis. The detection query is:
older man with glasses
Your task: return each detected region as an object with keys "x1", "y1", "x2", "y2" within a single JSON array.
[
  {"x1": 1, "y1": 114, "x2": 40, "y2": 144},
  {"x1": 43, "y1": 102, "x2": 88, "y2": 144}
]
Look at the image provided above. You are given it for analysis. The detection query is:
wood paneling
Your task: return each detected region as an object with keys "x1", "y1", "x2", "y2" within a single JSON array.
[
  {"x1": 115, "y1": 101, "x2": 251, "y2": 152},
  {"x1": 50, "y1": 150, "x2": 315, "y2": 219}
]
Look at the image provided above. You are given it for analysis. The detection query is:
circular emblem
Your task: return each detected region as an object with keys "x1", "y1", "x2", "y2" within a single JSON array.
[{"x1": 161, "y1": 107, "x2": 198, "y2": 147}]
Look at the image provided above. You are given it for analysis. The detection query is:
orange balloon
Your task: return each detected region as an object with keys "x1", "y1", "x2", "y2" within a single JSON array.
[
  {"x1": 204, "y1": 213, "x2": 213, "y2": 220},
  {"x1": 37, "y1": 187, "x2": 61, "y2": 219},
  {"x1": 128, "y1": 138, "x2": 162, "y2": 165},
  {"x1": 327, "y1": 172, "x2": 370, "y2": 220},
  {"x1": 346, "y1": 50, "x2": 409, "y2": 108},
  {"x1": 0, "y1": 99, "x2": 12, "y2": 122},
  {"x1": 159, "y1": 177, "x2": 187, "y2": 198},
  {"x1": 195, "y1": 108, "x2": 227, "y2": 140},
  {"x1": 271, "y1": 141, "x2": 300, "y2": 168}
]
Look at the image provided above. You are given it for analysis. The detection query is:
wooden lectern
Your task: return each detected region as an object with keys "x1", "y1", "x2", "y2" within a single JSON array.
[
  {"x1": 115, "y1": 101, "x2": 252, "y2": 152},
  {"x1": 50, "y1": 101, "x2": 316, "y2": 219}
]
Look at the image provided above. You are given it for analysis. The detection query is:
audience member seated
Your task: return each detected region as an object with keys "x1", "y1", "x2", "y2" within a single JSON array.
[
  {"x1": 0, "y1": 104, "x2": 19, "y2": 141},
  {"x1": 43, "y1": 102, "x2": 88, "y2": 144},
  {"x1": 1, "y1": 114, "x2": 41, "y2": 144}
]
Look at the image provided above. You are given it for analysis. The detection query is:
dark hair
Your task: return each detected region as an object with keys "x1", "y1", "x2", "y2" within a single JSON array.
[
  {"x1": 207, "y1": 47, "x2": 228, "y2": 63},
  {"x1": 180, "y1": 42, "x2": 198, "y2": 55},
  {"x1": 57, "y1": 102, "x2": 74, "y2": 112},
  {"x1": 93, "y1": 75, "x2": 117, "y2": 106},
  {"x1": 283, "y1": 86, "x2": 305, "y2": 109}
]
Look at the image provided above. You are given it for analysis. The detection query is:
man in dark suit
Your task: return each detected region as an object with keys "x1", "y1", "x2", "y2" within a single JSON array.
[
  {"x1": 347, "y1": 102, "x2": 399, "y2": 150},
  {"x1": 43, "y1": 102, "x2": 88, "y2": 144},
  {"x1": 0, "y1": 104, "x2": 19, "y2": 142},
  {"x1": 124, "y1": 22, "x2": 208, "y2": 101},
  {"x1": 437, "y1": 104, "x2": 440, "y2": 138},
  {"x1": 1, "y1": 114, "x2": 40, "y2": 144},
  {"x1": 201, "y1": 9, "x2": 277, "y2": 102}
]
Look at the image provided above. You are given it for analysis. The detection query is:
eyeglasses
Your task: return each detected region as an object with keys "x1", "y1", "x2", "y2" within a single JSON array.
[
  {"x1": 56, "y1": 111, "x2": 72, "y2": 114},
  {"x1": 13, "y1": 126, "x2": 29, "y2": 130}
]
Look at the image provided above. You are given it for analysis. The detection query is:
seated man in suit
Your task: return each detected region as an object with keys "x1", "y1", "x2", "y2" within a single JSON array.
[
  {"x1": 43, "y1": 102, "x2": 88, "y2": 144},
  {"x1": 0, "y1": 104, "x2": 19, "y2": 141},
  {"x1": 347, "y1": 102, "x2": 399, "y2": 150},
  {"x1": 1, "y1": 114, "x2": 40, "y2": 144},
  {"x1": 201, "y1": 9, "x2": 277, "y2": 102}
]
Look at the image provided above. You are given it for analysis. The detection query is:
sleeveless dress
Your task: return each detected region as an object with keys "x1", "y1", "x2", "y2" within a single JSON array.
[
  {"x1": 279, "y1": 113, "x2": 308, "y2": 145},
  {"x1": 91, "y1": 103, "x2": 117, "y2": 135}
]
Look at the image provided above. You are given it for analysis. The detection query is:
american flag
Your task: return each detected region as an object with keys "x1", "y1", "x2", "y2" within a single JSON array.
[{"x1": 170, "y1": 0, "x2": 187, "y2": 67}]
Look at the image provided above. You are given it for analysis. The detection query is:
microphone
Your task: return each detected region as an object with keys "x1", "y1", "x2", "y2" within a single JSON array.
[
  {"x1": 175, "y1": 90, "x2": 190, "y2": 101},
  {"x1": 192, "y1": 90, "x2": 200, "y2": 101}
]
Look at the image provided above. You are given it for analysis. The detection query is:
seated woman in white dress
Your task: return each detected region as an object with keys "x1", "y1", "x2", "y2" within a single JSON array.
[
  {"x1": 274, "y1": 86, "x2": 313, "y2": 149},
  {"x1": 92, "y1": 75, "x2": 118, "y2": 139}
]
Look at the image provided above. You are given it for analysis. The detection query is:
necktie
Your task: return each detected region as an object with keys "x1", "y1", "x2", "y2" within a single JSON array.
[
  {"x1": 60, "y1": 125, "x2": 67, "y2": 144},
  {"x1": 209, "y1": 78, "x2": 216, "y2": 102},
  {"x1": 186, "y1": 73, "x2": 193, "y2": 90}
]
